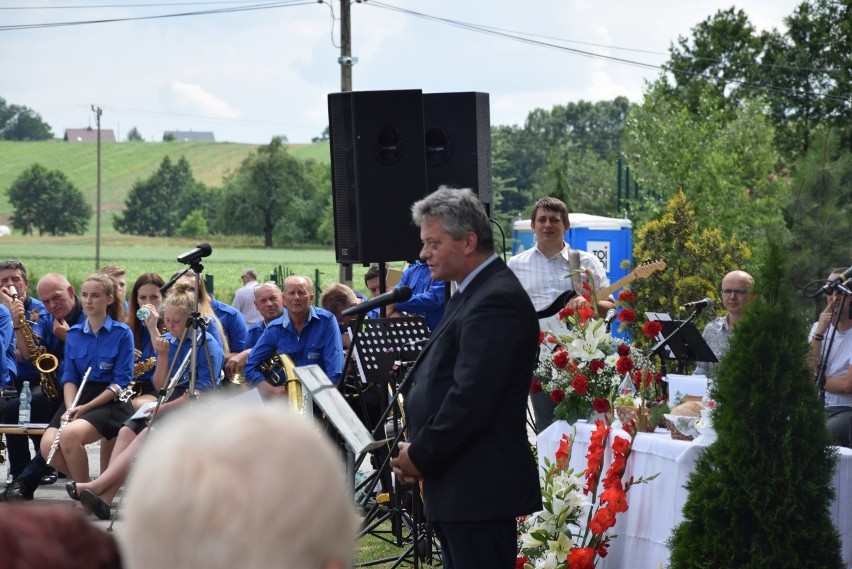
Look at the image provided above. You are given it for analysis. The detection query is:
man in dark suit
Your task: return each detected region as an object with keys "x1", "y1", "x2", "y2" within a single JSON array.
[{"x1": 391, "y1": 187, "x2": 541, "y2": 569}]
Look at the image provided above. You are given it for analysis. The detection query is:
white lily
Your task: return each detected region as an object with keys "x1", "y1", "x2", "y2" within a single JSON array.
[{"x1": 568, "y1": 319, "x2": 607, "y2": 361}]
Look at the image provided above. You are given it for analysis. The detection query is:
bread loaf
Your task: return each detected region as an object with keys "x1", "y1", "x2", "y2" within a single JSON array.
[{"x1": 670, "y1": 401, "x2": 702, "y2": 417}]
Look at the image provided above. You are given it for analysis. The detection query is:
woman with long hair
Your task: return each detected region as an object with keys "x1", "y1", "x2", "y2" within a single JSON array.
[
  {"x1": 126, "y1": 272, "x2": 166, "y2": 407},
  {"x1": 73, "y1": 286, "x2": 225, "y2": 519},
  {"x1": 39, "y1": 273, "x2": 135, "y2": 484}
]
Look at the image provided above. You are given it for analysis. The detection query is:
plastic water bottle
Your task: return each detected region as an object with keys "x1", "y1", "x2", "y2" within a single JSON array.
[
  {"x1": 136, "y1": 307, "x2": 150, "y2": 322},
  {"x1": 18, "y1": 381, "x2": 32, "y2": 424}
]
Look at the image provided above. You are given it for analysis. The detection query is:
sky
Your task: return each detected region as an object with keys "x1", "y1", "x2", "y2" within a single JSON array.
[{"x1": 1, "y1": 0, "x2": 802, "y2": 144}]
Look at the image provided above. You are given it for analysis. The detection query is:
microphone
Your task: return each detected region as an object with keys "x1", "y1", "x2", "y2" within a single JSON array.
[
  {"x1": 177, "y1": 243, "x2": 212, "y2": 265},
  {"x1": 681, "y1": 297, "x2": 713, "y2": 311},
  {"x1": 817, "y1": 265, "x2": 852, "y2": 295},
  {"x1": 341, "y1": 286, "x2": 412, "y2": 317},
  {"x1": 604, "y1": 308, "x2": 617, "y2": 325}
]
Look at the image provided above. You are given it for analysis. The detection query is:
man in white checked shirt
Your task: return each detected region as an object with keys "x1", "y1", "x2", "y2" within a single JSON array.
[{"x1": 508, "y1": 197, "x2": 614, "y2": 431}]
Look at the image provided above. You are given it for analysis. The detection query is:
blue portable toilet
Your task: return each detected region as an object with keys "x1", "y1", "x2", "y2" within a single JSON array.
[
  {"x1": 566, "y1": 213, "x2": 633, "y2": 288},
  {"x1": 511, "y1": 219, "x2": 536, "y2": 255}
]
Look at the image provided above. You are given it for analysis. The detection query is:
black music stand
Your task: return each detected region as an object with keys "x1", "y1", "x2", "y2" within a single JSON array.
[
  {"x1": 654, "y1": 320, "x2": 717, "y2": 374},
  {"x1": 352, "y1": 317, "x2": 439, "y2": 568}
]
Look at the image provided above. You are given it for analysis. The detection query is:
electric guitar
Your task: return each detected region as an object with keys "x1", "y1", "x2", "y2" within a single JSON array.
[{"x1": 537, "y1": 260, "x2": 667, "y2": 347}]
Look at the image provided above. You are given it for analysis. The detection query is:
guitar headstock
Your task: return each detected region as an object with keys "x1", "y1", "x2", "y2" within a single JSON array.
[{"x1": 630, "y1": 260, "x2": 666, "y2": 279}]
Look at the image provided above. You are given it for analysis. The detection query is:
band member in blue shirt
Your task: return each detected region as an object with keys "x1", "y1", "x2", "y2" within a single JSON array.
[
  {"x1": 245, "y1": 275, "x2": 343, "y2": 397},
  {"x1": 40, "y1": 273, "x2": 135, "y2": 484}
]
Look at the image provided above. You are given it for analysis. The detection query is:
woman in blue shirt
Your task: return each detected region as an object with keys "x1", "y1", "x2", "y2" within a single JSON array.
[
  {"x1": 126, "y1": 272, "x2": 165, "y2": 407},
  {"x1": 40, "y1": 273, "x2": 135, "y2": 483},
  {"x1": 71, "y1": 285, "x2": 224, "y2": 517}
]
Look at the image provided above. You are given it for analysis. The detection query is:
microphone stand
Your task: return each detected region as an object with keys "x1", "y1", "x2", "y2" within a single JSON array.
[{"x1": 812, "y1": 283, "x2": 851, "y2": 404}]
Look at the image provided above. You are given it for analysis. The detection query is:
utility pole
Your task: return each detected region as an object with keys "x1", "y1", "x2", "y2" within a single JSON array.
[
  {"x1": 92, "y1": 105, "x2": 102, "y2": 270},
  {"x1": 338, "y1": 0, "x2": 357, "y2": 285}
]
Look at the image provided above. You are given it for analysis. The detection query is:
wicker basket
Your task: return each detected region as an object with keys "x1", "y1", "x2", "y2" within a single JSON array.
[
  {"x1": 664, "y1": 417, "x2": 695, "y2": 441},
  {"x1": 616, "y1": 406, "x2": 656, "y2": 433}
]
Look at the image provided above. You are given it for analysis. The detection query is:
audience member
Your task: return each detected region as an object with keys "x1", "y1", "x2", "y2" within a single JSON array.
[
  {"x1": 122, "y1": 402, "x2": 357, "y2": 569},
  {"x1": 232, "y1": 268, "x2": 263, "y2": 325},
  {"x1": 393, "y1": 259, "x2": 446, "y2": 331}
]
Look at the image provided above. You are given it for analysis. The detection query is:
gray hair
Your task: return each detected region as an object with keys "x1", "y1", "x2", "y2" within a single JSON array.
[{"x1": 411, "y1": 186, "x2": 492, "y2": 253}]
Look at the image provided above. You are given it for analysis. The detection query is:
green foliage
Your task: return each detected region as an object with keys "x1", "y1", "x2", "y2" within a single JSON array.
[
  {"x1": 622, "y1": 82, "x2": 788, "y2": 245},
  {"x1": 0, "y1": 97, "x2": 53, "y2": 141},
  {"x1": 218, "y1": 137, "x2": 319, "y2": 248},
  {"x1": 113, "y1": 156, "x2": 217, "y2": 237},
  {"x1": 783, "y1": 127, "x2": 852, "y2": 318},
  {"x1": 7, "y1": 164, "x2": 90, "y2": 236},
  {"x1": 668, "y1": 239, "x2": 843, "y2": 569},
  {"x1": 126, "y1": 127, "x2": 144, "y2": 142},
  {"x1": 163, "y1": 133, "x2": 175, "y2": 142},
  {"x1": 177, "y1": 209, "x2": 209, "y2": 238},
  {"x1": 631, "y1": 191, "x2": 750, "y2": 347}
]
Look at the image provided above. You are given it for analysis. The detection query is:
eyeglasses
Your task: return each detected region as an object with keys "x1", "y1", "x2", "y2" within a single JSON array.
[
  {"x1": 721, "y1": 289, "x2": 749, "y2": 297},
  {"x1": 0, "y1": 260, "x2": 24, "y2": 270}
]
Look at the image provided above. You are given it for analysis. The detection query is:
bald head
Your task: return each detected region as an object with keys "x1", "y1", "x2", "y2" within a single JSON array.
[
  {"x1": 720, "y1": 270, "x2": 754, "y2": 320},
  {"x1": 37, "y1": 273, "x2": 76, "y2": 321}
]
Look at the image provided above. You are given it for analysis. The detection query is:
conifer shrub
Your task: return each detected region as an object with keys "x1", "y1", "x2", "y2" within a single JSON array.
[{"x1": 667, "y1": 239, "x2": 843, "y2": 568}]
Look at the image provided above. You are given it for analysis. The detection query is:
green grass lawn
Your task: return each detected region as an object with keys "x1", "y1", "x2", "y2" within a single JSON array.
[
  {"x1": 0, "y1": 140, "x2": 331, "y2": 234},
  {"x1": 0, "y1": 235, "x2": 372, "y2": 301}
]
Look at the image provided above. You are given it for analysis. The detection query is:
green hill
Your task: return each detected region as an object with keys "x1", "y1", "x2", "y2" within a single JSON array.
[{"x1": 0, "y1": 140, "x2": 331, "y2": 234}]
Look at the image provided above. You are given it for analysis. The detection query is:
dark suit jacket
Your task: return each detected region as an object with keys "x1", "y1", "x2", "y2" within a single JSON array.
[{"x1": 405, "y1": 256, "x2": 542, "y2": 522}]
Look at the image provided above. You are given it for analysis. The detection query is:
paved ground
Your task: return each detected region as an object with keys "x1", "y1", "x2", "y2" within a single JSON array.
[{"x1": 3, "y1": 440, "x2": 127, "y2": 537}]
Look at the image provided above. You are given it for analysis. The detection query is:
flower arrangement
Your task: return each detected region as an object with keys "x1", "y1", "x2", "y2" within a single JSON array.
[
  {"x1": 533, "y1": 279, "x2": 655, "y2": 425},
  {"x1": 517, "y1": 421, "x2": 657, "y2": 569}
]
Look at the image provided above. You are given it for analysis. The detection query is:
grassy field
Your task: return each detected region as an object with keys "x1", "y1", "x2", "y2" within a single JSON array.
[
  {"x1": 0, "y1": 139, "x2": 331, "y2": 233},
  {"x1": 0, "y1": 235, "x2": 377, "y2": 302}
]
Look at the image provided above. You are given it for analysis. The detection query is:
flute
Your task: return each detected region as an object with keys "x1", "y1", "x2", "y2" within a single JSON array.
[{"x1": 46, "y1": 366, "x2": 91, "y2": 466}]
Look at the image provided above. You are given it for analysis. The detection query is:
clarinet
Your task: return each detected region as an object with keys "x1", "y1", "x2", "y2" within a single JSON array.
[{"x1": 46, "y1": 367, "x2": 91, "y2": 466}]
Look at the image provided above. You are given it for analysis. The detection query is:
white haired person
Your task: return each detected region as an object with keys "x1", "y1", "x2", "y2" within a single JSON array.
[{"x1": 122, "y1": 402, "x2": 358, "y2": 569}]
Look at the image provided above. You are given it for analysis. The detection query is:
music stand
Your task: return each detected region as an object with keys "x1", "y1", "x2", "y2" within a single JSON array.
[{"x1": 654, "y1": 319, "x2": 717, "y2": 373}]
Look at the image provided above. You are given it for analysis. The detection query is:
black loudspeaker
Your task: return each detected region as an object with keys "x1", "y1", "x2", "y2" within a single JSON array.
[
  {"x1": 423, "y1": 92, "x2": 492, "y2": 213},
  {"x1": 328, "y1": 90, "x2": 428, "y2": 264}
]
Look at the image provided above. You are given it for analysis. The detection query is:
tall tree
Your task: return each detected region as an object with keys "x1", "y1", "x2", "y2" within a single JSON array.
[
  {"x1": 668, "y1": 240, "x2": 843, "y2": 568},
  {"x1": 126, "y1": 127, "x2": 144, "y2": 142},
  {"x1": 7, "y1": 164, "x2": 90, "y2": 235},
  {"x1": 218, "y1": 137, "x2": 318, "y2": 247},
  {"x1": 783, "y1": 128, "x2": 852, "y2": 317},
  {"x1": 0, "y1": 97, "x2": 53, "y2": 140},
  {"x1": 113, "y1": 156, "x2": 211, "y2": 237},
  {"x1": 622, "y1": 81, "x2": 787, "y2": 243}
]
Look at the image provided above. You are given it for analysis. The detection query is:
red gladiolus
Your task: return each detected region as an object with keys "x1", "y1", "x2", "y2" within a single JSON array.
[
  {"x1": 558, "y1": 306, "x2": 575, "y2": 320},
  {"x1": 589, "y1": 507, "x2": 618, "y2": 535},
  {"x1": 530, "y1": 378, "x2": 542, "y2": 394},
  {"x1": 592, "y1": 397, "x2": 610, "y2": 413},
  {"x1": 515, "y1": 555, "x2": 529, "y2": 569},
  {"x1": 617, "y1": 307, "x2": 636, "y2": 323},
  {"x1": 600, "y1": 482, "x2": 629, "y2": 513},
  {"x1": 571, "y1": 374, "x2": 589, "y2": 395},
  {"x1": 582, "y1": 281, "x2": 592, "y2": 292},
  {"x1": 596, "y1": 542, "x2": 610, "y2": 558},
  {"x1": 642, "y1": 320, "x2": 663, "y2": 338},
  {"x1": 611, "y1": 436, "x2": 630, "y2": 456},
  {"x1": 588, "y1": 359, "x2": 604, "y2": 373},
  {"x1": 567, "y1": 547, "x2": 596, "y2": 569},
  {"x1": 555, "y1": 433, "x2": 572, "y2": 470},
  {"x1": 578, "y1": 305, "x2": 595, "y2": 323},
  {"x1": 616, "y1": 356, "x2": 634, "y2": 375},
  {"x1": 538, "y1": 330, "x2": 545, "y2": 345},
  {"x1": 616, "y1": 344, "x2": 630, "y2": 356},
  {"x1": 551, "y1": 389, "x2": 565, "y2": 403},
  {"x1": 553, "y1": 350, "x2": 570, "y2": 369}
]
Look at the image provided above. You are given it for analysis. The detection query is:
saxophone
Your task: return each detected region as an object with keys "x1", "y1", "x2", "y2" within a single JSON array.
[
  {"x1": 118, "y1": 356, "x2": 158, "y2": 403},
  {"x1": 11, "y1": 288, "x2": 59, "y2": 400}
]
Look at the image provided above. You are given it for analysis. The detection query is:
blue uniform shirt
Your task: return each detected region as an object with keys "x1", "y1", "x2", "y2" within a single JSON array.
[
  {"x1": 244, "y1": 306, "x2": 343, "y2": 385},
  {"x1": 135, "y1": 325, "x2": 158, "y2": 384},
  {"x1": 0, "y1": 305, "x2": 17, "y2": 389},
  {"x1": 162, "y1": 331, "x2": 224, "y2": 392},
  {"x1": 246, "y1": 320, "x2": 267, "y2": 348},
  {"x1": 393, "y1": 261, "x2": 446, "y2": 331},
  {"x1": 61, "y1": 316, "x2": 134, "y2": 388},
  {"x1": 210, "y1": 296, "x2": 248, "y2": 352}
]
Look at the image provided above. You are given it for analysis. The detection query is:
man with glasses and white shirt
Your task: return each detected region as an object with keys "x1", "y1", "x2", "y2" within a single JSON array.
[{"x1": 693, "y1": 270, "x2": 756, "y2": 379}]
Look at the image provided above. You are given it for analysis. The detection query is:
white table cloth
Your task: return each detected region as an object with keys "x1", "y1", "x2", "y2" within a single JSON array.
[{"x1": 537, "y1": 420, "x2": 852, "y2": 569}]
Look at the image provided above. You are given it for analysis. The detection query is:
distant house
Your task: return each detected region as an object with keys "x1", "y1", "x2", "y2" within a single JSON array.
[
  {"x1": 64, "y1": 127, "x2": 117, "y2": 143},
  {"x1": 164, "y1": 130, "x2": 215, "y2": 142}
]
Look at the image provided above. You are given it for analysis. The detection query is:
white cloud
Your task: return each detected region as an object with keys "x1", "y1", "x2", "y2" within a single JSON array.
[{"x1": 162, "y1": 81, "x2": 240, "y2": 119}]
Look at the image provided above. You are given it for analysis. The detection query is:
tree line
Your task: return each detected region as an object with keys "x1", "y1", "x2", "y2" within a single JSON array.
[{"x1": 4, "y1": 0, "x2": 850, "y2": 310}]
